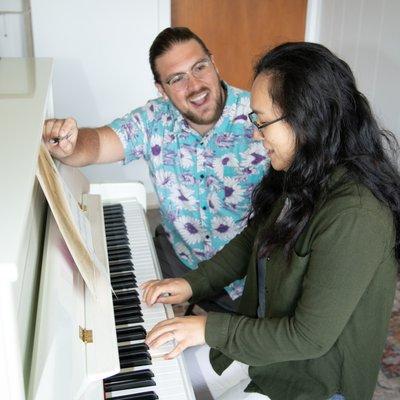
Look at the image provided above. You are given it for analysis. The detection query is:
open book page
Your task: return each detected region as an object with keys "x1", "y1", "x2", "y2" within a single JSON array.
[{"x1": 36, "y1": 143, "x2": 106, "y2": 296}]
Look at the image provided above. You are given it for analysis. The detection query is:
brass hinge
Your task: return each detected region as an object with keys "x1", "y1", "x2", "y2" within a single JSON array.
[
  {"x1": 78, "y1": 202, "x2": 87, "y2": 212},
  {"x1": 79, "y1": 326, "x2": 93, "y2": 344}
]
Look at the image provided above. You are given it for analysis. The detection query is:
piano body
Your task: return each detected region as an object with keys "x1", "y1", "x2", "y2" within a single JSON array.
[{"x1": 0, "y1": 58, "x2": 195, "y2": 400}]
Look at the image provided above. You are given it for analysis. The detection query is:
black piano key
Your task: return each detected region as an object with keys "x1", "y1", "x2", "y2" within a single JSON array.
[
  {"x1": 119, "y1": 345, "x2": 150, "y2": 358},
  {"x1": 116, "y1": 326, "x2": 147, "y2": 342},
  {"x1": 114, "y1": 289, "x2": 138, "y2": 298},
  {"x1": 110, "y1": 260, "x2": 133, "y2": 268},
  {"x1": 104, "y1": 369, "x2": 154, "y2": 384},
  {"x1": 114, "y1": 305, "x2": 141, "y2": 317},
  {"x1": 108, "y1": 392, "x2": 159, "y2": 400},
  {"x1": 103, "y1": 211, "x2": 123, "y2": 218},
  {"x1": 103, "y1": 203, "x2": 122, "y2": 209},
  {"x1": 120, "y1": 354, "x2": 152, "y2": 368},
  {"x1": 108, "y1": 251, "x2": 132, "y2": 261},
  {"x1": 105, "y1": 228, "x2": 128, "y2": 236},
  {"x1": 110, "y1": 265, "x2": 134, "y2": 274},
  {"x1": 105, "y1": 225, "x2": 127, "y2": 234},
  {"x1": 114, "y1": 308, "x2": 142, "y2": 319},
  {"x1": 113, "y1": 297, "x2": 140, "y2": 308},
  {"x1": 118, "y1": 343, "x2": 149, "y2": 355},
  {"x1": 104, "y1": 378, "x2": 155, "y2": 392},
  {"x1": 111, "y1": 273, "x2": 135, "y2": 283},
  {"x1": 103, "y1": 208, "x2": 123, "y2": 216},
  {"x1": 105, "y1": 222, "x2": 127, "y2": 231},
  {"x1": 107, "y1": 243, "x2": 131, "y2": 251},
  {"x1": 114, "y1": 310, "x2": 144, "y2": 325},
  {"x1": 111, "y1": 279, "x2": 136, "y2": 289},
  {"x1": 111, "y1": 276, "x2": 137, "y2": 288},
  {"x1": 109, "y1": 262, "x2": 133, "y2": 269},
  {"x1": 115, "y1": 314, "x2": 144, "y2": 325},
  {"x1": 112, "y1": 281, "x2": 136, "y2": 290},
  {"x1": 107, "y1": 237, "x2": 128, "y2": 245},
  {"x1": 104, "y1": 216, "x2": 126, "y2": 224},
  {"x1": 106, "y1": 231, "x2": 128, "y2": 238},
  {"x1": 104, "y1": 370, "x2": 155, "y2": 392},
  {"x1": 108, "y1": 255, "x2": 131, "y2": 263},
  {"x1": 107, "y1": 238, "x2": 130, "y2": 247}
]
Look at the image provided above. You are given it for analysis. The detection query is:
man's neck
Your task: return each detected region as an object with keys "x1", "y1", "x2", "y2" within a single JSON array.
[{"x1": 188, "y1": 83, "x2": 227, "y2": 136}]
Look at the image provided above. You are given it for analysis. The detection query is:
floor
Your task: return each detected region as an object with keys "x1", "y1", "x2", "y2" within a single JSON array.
[{"x1": 146, "y1": 208, "x2": 400, "y2": 399}]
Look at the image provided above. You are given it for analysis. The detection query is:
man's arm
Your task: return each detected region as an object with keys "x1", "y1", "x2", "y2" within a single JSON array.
[{"x1": 43, "y1": 118, "x2": 125, "y2": 167}]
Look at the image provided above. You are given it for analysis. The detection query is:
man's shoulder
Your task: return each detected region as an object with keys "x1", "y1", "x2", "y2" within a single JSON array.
[
  {"x1": 224, "y1": 83, "x2": 251, "y2": 117},
  {"x1": 225, "y1": 83, "x2": 250, "y2": 100},
  {"x1": 143, "y1": 96, "x2": 172, "y2": 113},
  {"x1": 123, "y1": 96, "x2": 174, "y2": 126}
]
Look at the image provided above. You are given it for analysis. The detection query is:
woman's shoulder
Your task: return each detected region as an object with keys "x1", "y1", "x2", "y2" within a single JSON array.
[{"x1": 315, "y1": 168, "x2": 393, "y2": 231}]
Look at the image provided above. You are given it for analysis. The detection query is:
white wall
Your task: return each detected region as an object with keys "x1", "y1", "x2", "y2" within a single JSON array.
[
  {"x1": 30, "y1": 0, "x2": 171, "y2": 207},
  {"x1": 306, "y1": 0, "x2": 400, "y2": 137},
  {"x1": 0, "y1": 0, "x2": 32, "y2": 56}
]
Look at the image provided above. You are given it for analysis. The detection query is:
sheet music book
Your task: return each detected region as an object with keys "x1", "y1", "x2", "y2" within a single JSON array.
[{"x1": 36, "y1": 143, "x2": 105, "y2": 295}]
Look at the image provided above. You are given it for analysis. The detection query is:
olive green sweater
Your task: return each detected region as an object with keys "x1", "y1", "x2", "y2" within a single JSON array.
[{"x1": 184, "y1": 170, "x2": 397, "y2": 400}]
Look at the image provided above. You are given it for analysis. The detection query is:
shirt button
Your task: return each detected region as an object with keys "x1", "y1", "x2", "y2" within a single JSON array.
[
  {"x1": 200, "y1": 174, "x2": 205, "y2": 179},
  {"x1": 205, "y1": 235, "x2": 210, "y2": 239},
  {"x1": 202, "y1": 206, "x2": 207, "y2": 210},
  {"x1": 266, "y1": 256, "x2": 271, "y2": 261}
]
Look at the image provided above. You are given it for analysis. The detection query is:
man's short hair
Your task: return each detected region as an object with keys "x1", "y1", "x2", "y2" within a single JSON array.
[{"x1": 149, "y1": 27, "x2": 211, "y2": 83}]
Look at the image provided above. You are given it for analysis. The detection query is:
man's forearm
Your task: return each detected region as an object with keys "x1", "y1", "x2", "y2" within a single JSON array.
[{"x1": 59, "y1": 128, "x2": 100, "y2": 167}]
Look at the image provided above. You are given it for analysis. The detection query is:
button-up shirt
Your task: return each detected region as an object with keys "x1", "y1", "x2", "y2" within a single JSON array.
[{"x1": 109, "y1": 82, "x2": 267, "y2": 299}]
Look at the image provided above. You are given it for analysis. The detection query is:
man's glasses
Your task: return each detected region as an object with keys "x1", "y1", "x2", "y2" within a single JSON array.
[
  {"x1": 248, "y1": 111, "x2": 285, "y2": 132},
  {"x1": 164, "y1": 58, "x2": 214, "y2": 91}
]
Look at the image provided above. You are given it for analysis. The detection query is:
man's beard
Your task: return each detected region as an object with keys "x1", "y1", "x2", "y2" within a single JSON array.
[{"x1": 174, "y1": 84, "x2": 226, "y2": 126}]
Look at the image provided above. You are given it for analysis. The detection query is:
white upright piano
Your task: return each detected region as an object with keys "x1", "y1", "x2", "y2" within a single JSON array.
[{"x1": 0, "y1": 58, "x2": 195, "y2": 400}]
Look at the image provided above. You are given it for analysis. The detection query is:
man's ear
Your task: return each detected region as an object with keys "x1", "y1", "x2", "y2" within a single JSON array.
[
  {"x1": 211, "y1": 54, "x2": 220, "y2": 75},
  {"x1": 156, "y1": 83, "x2": 169, "y2": 100}
]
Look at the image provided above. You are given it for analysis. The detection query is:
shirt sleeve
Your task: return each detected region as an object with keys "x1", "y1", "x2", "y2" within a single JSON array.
[
  {"x1": 204, "y1": 208, "x2": 394, "y2": 366},
  {"x1": 108, "y1": 104, "x2": 150, "y2": 164},
  {"x1": 183, "y1": 224, "x2": 257, "y2": 302}
]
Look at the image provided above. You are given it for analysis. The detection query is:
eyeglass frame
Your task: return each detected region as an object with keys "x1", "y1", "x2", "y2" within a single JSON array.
[
  {"x1": 248, "y1": 111, "x2": 286, "y2": 132},
  {"x1": 163, "y1": 57, "x2": 215, "y2": 91}
]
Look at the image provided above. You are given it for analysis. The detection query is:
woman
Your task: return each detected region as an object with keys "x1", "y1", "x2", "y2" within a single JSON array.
[{"x1": 142, "y1": 42, "x2": 400, "y2": 400}]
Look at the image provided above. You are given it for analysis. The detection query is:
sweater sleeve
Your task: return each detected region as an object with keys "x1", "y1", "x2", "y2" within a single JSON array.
[
  {"x1": 183, "y1": 224, "x2": 257, "y2": 303},
  {"x1": 205, "y1": 208, "x2": 394, "y2": 366}
]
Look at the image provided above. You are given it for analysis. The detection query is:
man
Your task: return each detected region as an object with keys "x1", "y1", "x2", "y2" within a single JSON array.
[{"x1": 43, "y1": 27, "x2": 267, "y2": 311}]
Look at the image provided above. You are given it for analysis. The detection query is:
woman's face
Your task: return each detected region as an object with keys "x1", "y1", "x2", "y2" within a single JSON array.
[{"x1": 250, "y1": 74, "x2": 296, "y2": 172}]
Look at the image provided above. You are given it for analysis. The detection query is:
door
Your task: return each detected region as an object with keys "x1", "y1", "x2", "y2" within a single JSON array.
[{"x1": 172, "y1": 0, "x2": 307, "y2": 90}]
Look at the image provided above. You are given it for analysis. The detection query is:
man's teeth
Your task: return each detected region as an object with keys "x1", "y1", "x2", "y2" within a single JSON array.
[{"x1": 190, "y1": 92, "x2": 207, "y2": 103}]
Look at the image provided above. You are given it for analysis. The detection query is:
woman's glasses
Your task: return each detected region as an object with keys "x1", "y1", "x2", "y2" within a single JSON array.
[{"x1": 248, "y1": 111, "x2": 285, "y2": 132}]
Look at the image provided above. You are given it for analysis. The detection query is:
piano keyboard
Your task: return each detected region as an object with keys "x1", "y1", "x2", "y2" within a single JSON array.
[{"x1": 102, "y1": 200, "x2": 195, "y2": 400}]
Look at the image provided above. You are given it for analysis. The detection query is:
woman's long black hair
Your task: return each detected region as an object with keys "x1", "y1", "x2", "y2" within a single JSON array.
[{"x1": 251, "y1": 42, "x2": 400, "y2": 262}]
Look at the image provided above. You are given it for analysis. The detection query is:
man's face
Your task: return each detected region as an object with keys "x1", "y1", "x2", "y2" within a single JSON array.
[{"x1": 155, "y1": 39, "x2": 225, "y2": 127}]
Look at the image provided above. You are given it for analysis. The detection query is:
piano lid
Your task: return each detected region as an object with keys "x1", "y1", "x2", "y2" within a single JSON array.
[{"x1": 0, "y1": 58, "x2": 53, "y2": 281}]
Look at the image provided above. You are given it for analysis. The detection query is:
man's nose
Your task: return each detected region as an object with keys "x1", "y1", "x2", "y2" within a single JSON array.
[{"x1": 186, "y1": 73, "x2": 203, "y2": 91}]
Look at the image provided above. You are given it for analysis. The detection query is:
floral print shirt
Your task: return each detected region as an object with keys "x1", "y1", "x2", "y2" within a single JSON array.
[{"x1": 109, "y1": 83, "x2": 267, "y2": 299}]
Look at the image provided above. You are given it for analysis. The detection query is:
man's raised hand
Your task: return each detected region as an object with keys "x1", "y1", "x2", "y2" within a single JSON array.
[{"x1": 43, "y1": 117, "x2": 78, "y2": 159}]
